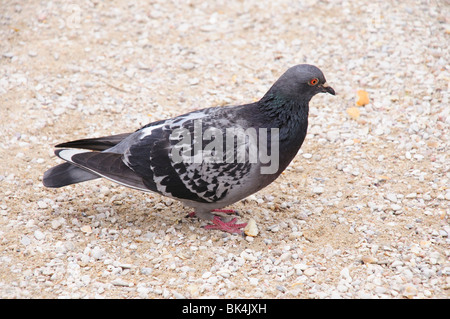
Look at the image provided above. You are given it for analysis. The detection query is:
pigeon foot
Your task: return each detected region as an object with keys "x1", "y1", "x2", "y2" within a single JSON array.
[{"x1": 204, "y1": 216, "x2": 247, "y2": 234}]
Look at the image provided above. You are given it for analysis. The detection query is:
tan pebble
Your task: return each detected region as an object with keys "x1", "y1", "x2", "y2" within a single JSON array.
[
  {"x1": 361, "y1": 255, "x2": 377, "y2": 264},
  {"x1": 291, "y1": 282, "x2": 303, "y2": 288},
  {"x1": 346, "y1": 107, "x2": 360, "y2": 120},
  {"x1": 80, "y1": 225, "x2": 92, "y2": 234},
  {"x1": 244, "y1": 218, "x2": 259, "y2": 237},
  {"x1": 289, "y1": 231, "x2": 303, "y2": 239},
  {"x1": 356, "y1": 90, "x2": 370, "y2": 106},
  {"x1": 403, "y1": 284, "x2": 418, "y2": 299},
  {"x1": 419, "y1": 240, "x2": 431, "y2": 248}
]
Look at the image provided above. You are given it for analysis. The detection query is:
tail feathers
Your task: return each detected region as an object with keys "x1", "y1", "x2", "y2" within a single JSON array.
[
  {"x1": 43, "y1": 162, "x2": 100, "y2": 188},
  {"x1": 55, "y1": 133, "x2": 131, "y2": 151},
  {"x1": 44, "y1": 149, "x2": 149, "y2": 192},
  {"x1": 43, "y1": 149, "x2": 150, "y2": 191}
]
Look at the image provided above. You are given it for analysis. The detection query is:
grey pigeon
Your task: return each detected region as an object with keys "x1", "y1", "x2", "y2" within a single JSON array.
[{"x1": 43, "y1": 64, "x2": 335, "y2": 233}]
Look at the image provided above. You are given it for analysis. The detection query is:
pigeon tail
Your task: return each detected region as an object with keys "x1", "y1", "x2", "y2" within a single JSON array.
[{"x1": 43, "y1": 162, "x2": 100, "y2": 188}]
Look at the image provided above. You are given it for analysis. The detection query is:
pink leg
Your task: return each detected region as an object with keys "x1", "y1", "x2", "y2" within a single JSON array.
[
  {"x1": 211, "y1": 209, "x2": 239, "y2": 215},
  {"x1": 187, "y1": 209, "x2": 238, "y2": 218},
  {"x1": 204, "y1": 216, "x2": 247, "y2": 234},
  {"x1": 187, "y1": 212, "x2": 196, "y2": 218}
]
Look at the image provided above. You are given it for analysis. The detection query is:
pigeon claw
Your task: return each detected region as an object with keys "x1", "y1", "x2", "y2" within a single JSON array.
[{"x1": 204, "y1": 216, "x2": 247, "y2": 234}]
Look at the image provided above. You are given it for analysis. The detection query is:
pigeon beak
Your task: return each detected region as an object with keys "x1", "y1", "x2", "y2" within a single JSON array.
[{"x1": 320, "y1": 82, "x2": 335, "y2": 95}]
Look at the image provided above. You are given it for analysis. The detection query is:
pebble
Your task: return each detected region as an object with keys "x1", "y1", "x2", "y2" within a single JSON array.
[
  {"x1": 244, "y1": 218, "x2": 258, "y2": 237},
  {"x1": 202, "y1": 272, "x2": 212, "y2": 279},
  {"x1": 34, "y1": 230, "x2": 45, "y2": 240},
  {"x1": 91, "y1": 247, "x2": 105, "y2": 260},
  {"x1": 37, "y1": 200, "x2": 48, "y2": 209},
  {"x1": 51, "y1": 218, "x2": 63, "y2": 229},
  {"x1": 385, "y1": 193, "x2": 398, "y2": 203},
  {"x1": 80, "y1": 225, "x2": 92, "y2": 234},
  {"x1": 181, "y1": 63, "x2": 195, "y2": 70},
  {"x1": 303, "y1": 268, "x2": 316, "y2": 277},
  {"x1": 20, "y1": 236, "x2": 31, "y2": 246},
  {"x1": 361, "y1": 256, "x2": 377, "y2": 264},
  {"x1": 111, "y1": 279, "x2": 133, "y2": 287},
  {"x1": 249, "y1": 278, "x2": 259, "y2": 286},
  {"x1": 403, "y1": 285, "x2": 418, "y2": 299},
  {"x1": 140, "y1": 268, "x2": 153, "y2": 275},
  {"x1": 312, "y1": 186, "x2": 324, "y2": 194}
]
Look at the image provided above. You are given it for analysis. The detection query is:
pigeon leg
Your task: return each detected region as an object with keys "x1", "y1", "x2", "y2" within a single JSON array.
[
  {"x1": 186, "y1": 212, "x2": 197, "y2": 218},
  {"x1": 204, "y1": 216, "x2": 247, "y2": 234},
  {"x1": 211, "y1": 209, "x2": 239, "y2": 216},
  {"x1": 187, "y1": 209, "x2": 238, "y2": 218}
]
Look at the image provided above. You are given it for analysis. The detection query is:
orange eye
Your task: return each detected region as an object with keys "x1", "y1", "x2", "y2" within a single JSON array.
[{"x1": 309, "y1": 78, "x2": 319, "y2": 86}]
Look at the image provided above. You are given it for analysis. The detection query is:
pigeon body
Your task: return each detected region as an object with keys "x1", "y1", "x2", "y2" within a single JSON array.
[{"x1": 43, "y1": 64, "x2": 335, "y2": 233}]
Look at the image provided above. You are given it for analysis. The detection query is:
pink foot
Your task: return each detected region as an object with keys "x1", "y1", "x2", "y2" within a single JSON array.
[{"x1": 204, "y1": 216, "x2": 247, "y2": 234}]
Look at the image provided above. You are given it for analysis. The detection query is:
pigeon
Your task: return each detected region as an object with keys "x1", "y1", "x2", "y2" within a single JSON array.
[{"x1": 43, "y1": 64, "x2": 335, "y2": 234}]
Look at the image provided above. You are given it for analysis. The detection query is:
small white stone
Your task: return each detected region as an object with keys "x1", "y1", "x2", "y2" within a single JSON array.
[
  {"x1": 51, "y1": 219, "x2": 61, "y2": 229},
  {"x1": 202, "y1": 272, "x2": 212, "y2": 279},
  {"x1": 91, "y1": 246, "x2": 105, "y2": 260},
  {"x1": 340, "y1": 267, "x2": 352, "y2": 282},
  {"x1": 112, "y1": 279, "x2": 132, "y2": 287},
  {"x1": 189, "y1": 78, "x2": 199, "y2": 85},
  {"x1": 181, "y1": 62, "x2": 195, "y2": 70},
  {"x1": 34, "y1": 230, "x2": 45, "y2": 240},
  {"x1": 37, "y1": 200, "x2": 48, "y2": 209},
  {"x1": 21, "y1": 236, "x2": 31, "y2": 246},
  {"x1": 294, "y1": 263, "x2": 309, "y2": 271},
  {"x1": 445, "y1": 192, "x2": 450, "y2": 201},
  {"x1": 249, "y1": 278, "x2": 259, "y2": 286},
  {"x1": 312, "y1": 186, "x2": 324, "y2": 194},
  {"x1": 386, "y1": 193, "x2": 398, "y2": 202},
  {"x1": 303, "y1": 268, "x2": 316, "y2": 276}
]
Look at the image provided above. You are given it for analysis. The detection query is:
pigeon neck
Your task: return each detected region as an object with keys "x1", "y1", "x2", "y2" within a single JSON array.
[{"x1": 258, "y1": 93, "x2": 309, "y2": 141}]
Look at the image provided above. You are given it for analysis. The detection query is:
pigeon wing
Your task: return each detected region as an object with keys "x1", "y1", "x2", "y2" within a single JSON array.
[{"x1": 124, "y1": 108, "x2": 254, "y2": 204}]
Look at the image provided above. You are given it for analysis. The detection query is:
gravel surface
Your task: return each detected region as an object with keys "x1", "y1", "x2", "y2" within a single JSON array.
[{"x1": 1, "y1": 0, "x2": 449, "y2": 299}]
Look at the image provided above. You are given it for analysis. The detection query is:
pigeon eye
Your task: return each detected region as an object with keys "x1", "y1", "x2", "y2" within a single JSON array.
[{"x1": 308, "y1": 78, "x2": 319, "y2": 86}]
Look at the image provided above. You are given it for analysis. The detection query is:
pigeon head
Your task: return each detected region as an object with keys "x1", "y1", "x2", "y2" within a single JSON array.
[{"x1": 262, "y1": 64, "x2": 335, "y2": 104}]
